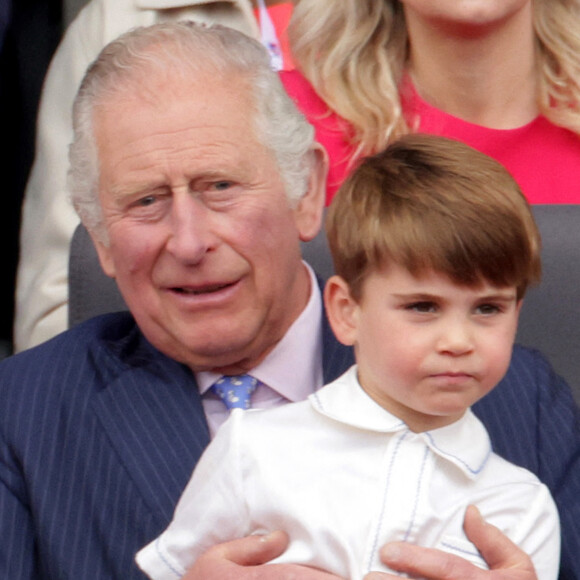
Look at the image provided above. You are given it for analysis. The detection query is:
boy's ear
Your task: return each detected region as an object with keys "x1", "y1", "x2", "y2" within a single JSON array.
[
  {"x1": 294, "y1": 144, "x2": 328, "y2": 242},
  {"x1": 324, "y1": 275, "x2": 359, "y2": 346}
]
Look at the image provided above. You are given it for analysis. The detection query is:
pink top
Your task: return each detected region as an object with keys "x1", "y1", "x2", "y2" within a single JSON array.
[{"x1": 280, "y1": 69, "x2": 580, "y2": 205}]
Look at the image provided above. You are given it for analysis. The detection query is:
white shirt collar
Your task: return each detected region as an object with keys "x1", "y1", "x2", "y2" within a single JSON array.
[
  {"x1": 197, "y1": 262, "x2": 324, "y2": 401},
  {"x1": 310, "y1": 366, "x2": 492, "y2": 480}
]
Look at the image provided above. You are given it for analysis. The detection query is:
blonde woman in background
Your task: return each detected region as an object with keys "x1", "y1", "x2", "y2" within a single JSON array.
[
  {"x1": 282, "y1": 0, "x2": 580, "y2": 203},
  {"x1": 282, "y1": 4, "x2": 580, "y2": 578}
]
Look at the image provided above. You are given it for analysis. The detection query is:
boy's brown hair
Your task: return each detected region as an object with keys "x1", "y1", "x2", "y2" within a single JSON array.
[{"x1": 326, "y1": 135, "x2": 541, "y2": 301}]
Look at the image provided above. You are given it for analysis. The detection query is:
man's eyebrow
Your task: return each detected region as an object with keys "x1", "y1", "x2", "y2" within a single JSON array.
[{"x1": 108, "y1": 181, "x2": 165, "y2": 199}]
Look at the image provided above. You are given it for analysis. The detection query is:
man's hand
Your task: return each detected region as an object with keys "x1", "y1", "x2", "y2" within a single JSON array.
[
  {"x1": 182, "y1": 506, "x2": 537, "y2": 580},
  {"x1": 364, "y1": 506, "x2": 537, "y2": 580},
  {"x1": 181, "y1": 530, "x2": 345, "y2": 580}
]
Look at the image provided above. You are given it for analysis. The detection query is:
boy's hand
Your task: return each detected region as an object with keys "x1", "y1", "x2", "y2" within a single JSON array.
[
  {"x1": 181, "y1": 530, "x2": 345, "y2": 580},
  {"x1": 365, "y1": 505, "x2": 537, "y2": 580}
]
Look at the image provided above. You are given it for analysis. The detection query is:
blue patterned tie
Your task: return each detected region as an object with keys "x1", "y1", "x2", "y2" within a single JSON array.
[{"x1": 211, "y1": 375, "x2": 258, "y2": 410}]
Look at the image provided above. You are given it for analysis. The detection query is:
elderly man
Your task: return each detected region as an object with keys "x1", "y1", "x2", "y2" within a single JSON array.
[
  {"x1": 0, "y1": 21, "x2": 577, "y2": 580},
  {"x1": 14, "y1": 0, "x2": 294, "y2": 353}
]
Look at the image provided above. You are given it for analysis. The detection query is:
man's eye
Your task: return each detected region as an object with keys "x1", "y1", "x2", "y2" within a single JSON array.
[
  {"x1": 213, "y1": 181, "x2": 232, "y2": 191},
  {"x1": 406, "y1": 301, "x2": 437, "y2": 313},
  {"x1": 200, "y1": 180, "x2": 243, "y2": 208},
  {"x1": 136, "y1": 195, "x2": 157, "y2": 207}
]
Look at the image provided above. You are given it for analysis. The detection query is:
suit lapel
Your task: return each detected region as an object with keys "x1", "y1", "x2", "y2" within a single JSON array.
[
  {"x1": 92, "y1": 336, "x2": 210, "y2": 525},
  {"x1": 89, "y1": 275, "x2": 352, "y2": 527}
]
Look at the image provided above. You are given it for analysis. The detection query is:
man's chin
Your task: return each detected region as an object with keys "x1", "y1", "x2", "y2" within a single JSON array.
[{"x1": 168, "y1": 332, "x2": 265, "y2": 373}]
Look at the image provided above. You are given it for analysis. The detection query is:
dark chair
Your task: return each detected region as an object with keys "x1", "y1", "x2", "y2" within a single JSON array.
[
  {"x1": 68, "y1": 223, "x2": 127, "y2": 327},
  {"x1": 515, "y1": 205, "x2": 580, "y2": 403}
]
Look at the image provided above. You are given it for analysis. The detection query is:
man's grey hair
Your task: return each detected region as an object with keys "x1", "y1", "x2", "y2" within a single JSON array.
[{"x1": 68, "y1": 21, "x2": 316, "y2": 243}]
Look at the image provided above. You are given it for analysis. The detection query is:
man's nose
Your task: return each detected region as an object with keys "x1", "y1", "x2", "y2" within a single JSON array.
[{"x1": 165, "y1": 194, "x2": 216, "y2": 264}]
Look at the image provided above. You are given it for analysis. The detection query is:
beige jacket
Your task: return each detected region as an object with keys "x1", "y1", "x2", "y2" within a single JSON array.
[{"x1": 15, "y1": 0, "x2": 259, "y2": 351}]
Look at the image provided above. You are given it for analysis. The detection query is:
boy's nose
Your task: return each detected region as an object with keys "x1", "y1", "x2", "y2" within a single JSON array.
[{"x1": 436, "y1": 319, "x2": 474, "y2": 356}]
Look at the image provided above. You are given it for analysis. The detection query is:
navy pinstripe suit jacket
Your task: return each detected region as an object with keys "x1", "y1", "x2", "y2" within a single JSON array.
[{"x1": 0, "y1": 311, "x2": 578, "y2": 579}]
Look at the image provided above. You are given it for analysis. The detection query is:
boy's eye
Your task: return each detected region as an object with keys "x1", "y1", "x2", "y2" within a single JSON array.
[
  {"x1": 476, "y1": 303, "x2": 501, "y2": 315},
  {"x1": 406, "y1": 301, "x2": 437, "y2": 313}
]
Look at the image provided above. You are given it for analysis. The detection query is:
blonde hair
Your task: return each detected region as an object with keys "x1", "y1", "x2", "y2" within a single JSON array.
[
  {"x1": 326, "y1": 135, "x2": 542, "y2": 302},
  {"x1": 290, "y1": 0, "x2": 580, "y2": 157},
  {"x1": 535, "y1": 0, "x2": 580, "y2": 133}
]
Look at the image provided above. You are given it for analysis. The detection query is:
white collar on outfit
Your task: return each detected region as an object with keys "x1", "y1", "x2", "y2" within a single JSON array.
[
  {"x1": 197, "y1": 261, "x2": 324, "y2": 402},
  {"x1": 310, "y1": 366, "x2": 492, "y2": 480}
]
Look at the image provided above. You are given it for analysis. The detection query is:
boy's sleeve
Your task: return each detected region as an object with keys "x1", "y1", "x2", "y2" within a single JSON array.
[
  {"x1": 474, "y1": 346, "x2": 580, "y2": 580},
  {"x1": 136, "y1": 411, "x2": 249, "y2": 580},
  {"x1": 508, "y1": 483, "x2": 560, "y2": 580}
]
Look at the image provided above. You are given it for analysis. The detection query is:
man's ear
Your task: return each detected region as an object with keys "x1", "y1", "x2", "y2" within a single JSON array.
[
  {"x1": 324, "y1": 275, "x2": 359, "y2": 346},
  {"x1": 294, "y1": 143, "x2": 328, "y2": 242},
  {"x1": 88, "y1": 229, "x2": 117, "y2": 279}
]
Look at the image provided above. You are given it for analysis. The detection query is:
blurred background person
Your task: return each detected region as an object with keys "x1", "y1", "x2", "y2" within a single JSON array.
[
  {"x1": 0, "y1": 0, "x2": 61, "y2": 357},
  {"x1": 282, "y1": 0, "x2": 580, "y2": 203}
]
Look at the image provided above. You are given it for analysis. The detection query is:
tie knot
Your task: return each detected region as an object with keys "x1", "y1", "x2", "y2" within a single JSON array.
[{"x1": 211, "y1": 374, "x2": 258, "y2": 410}]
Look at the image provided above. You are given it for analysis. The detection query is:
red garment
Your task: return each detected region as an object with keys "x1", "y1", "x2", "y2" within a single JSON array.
[
  {"x1": 280, "y1": 70, "x2": 354, "y2": 203},
  {"x1": 280, "y1": 69, "x2": 580, "y2": 205}
]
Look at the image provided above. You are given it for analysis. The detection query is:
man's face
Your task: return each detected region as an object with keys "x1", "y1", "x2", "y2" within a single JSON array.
[
  {"x1": 92, "y1": 70, "x2": 325, "y2": 373},
  {"x1": 326, "y1": 264, "x2": 521, "y2": 432}
]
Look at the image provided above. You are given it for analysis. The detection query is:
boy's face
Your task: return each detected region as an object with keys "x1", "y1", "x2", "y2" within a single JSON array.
[{"x1": 325, "y1": 264, "x2": 522, "y2": 432}]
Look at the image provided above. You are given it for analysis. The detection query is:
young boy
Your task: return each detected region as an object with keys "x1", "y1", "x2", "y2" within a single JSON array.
[{"x1": 136, "y1": 135, "x2": 560, "y2": 579}]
